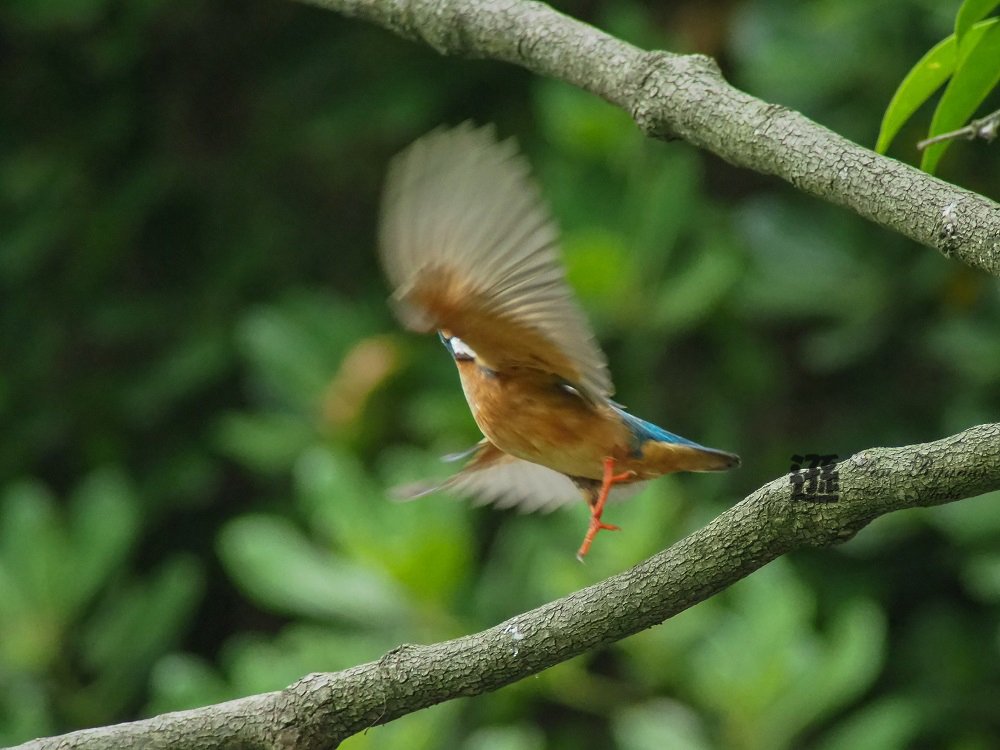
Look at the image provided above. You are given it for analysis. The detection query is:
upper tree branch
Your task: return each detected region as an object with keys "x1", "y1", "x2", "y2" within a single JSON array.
[
  {"x1": 19, "y1": 422, "x2": 1000, "y2": 749},
  {"x1": 301, "y1": 0, "x2": 1000, "y2": 278}
]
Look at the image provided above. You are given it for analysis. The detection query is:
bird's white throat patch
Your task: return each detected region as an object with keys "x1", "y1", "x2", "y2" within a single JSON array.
[{"x1": 449, "y1": 336, "x2": 477, "y2": 360}]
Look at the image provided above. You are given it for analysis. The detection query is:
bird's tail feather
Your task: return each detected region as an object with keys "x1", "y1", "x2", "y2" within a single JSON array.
[{"x1": 645, "y1": 442, "x2": 741, "y2": 473}]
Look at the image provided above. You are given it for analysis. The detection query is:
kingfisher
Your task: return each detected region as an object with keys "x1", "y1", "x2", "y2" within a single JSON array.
[{"x1": 378, "y1": 123, "x2": 739, "y2": 559}]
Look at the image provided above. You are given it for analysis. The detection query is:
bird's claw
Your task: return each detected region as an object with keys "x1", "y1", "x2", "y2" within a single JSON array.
[
  {"x1": 577, "y1": 457, "x2": 632, "y2": 559},
  {"x1": 576, "y1": 520, "x2": 620, "y2": 561}
]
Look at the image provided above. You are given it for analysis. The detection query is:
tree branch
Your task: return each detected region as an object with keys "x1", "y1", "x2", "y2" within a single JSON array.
[
  {"x1": 18, "y1": 422, "x2": 1000, "y2": 749},
  {"x1": 298, "y1": 0, "x2": 1000, "y2": 278},
  {"x1": 917, "y1": 106, "x2": 1000, "y2": 150}
]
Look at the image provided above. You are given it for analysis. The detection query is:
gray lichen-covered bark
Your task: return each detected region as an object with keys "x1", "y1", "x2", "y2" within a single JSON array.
[
  {"x1": 302, "y1": 0, "x2": 1000, "y2": 278},
  {"x1": 17, "y1": 423, "x2": 1000, "y2": 749}
]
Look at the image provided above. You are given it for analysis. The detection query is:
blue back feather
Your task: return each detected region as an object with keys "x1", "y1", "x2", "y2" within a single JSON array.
[{"x1": 613, "y1": 406, "x2": 705, "y2": 453}]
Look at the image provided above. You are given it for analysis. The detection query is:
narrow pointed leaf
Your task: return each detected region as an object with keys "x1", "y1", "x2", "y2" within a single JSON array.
[
  {"x1": 956, "y1": 0, "x2": 1000, "y2": 44},
  {"x1": 922, "y1": 19, "x2": 1000, "y2": 172},
  {"x1": 876, "y1": 36, "x2": 957, "y2": 154}
]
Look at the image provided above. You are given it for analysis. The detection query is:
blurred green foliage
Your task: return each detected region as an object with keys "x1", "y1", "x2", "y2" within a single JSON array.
[{"x1": 2, "y1": 0, "x2": 1000, "y2": 748}]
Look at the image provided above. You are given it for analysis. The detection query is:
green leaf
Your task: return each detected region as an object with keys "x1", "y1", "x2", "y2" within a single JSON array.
[
  {"x1": 772, "y1": 599, "x2": 887, "y2": 737},
  {"x1": 955, "y1": 0, "x2": 1000, "y2": 44},
  {"x1": 298, "y1": 447, "x2": 473, "y2": 601},
  {"x1": 0, "y1": 481, "x2": 65, "y2": 619},
  {"x1": 562, "y1": 226, "x2": 630, "y2": 304},
  {"x1": 613, "y1": 700, "x2": 712, "y2": 750},
  {"x1": 147, "y1": 654, "x2": 232, "y2": 715},
  {"x1": 218, "y1": 514, "x2": 410, "y2": 625},
  {"x1": 927, "y1": 490, "x2": 1000, "y2": 545},
  {"x1": 213, "y1": 411, "x2": 314, "y2": 474},
  {"x1": 922, "y1": 19, "x2": 1000, "y2": 172},
  {"x1": 67, "y1": 467, "x2": 139, "y2": 612},
  {"x1": 535, "y1": 79, "x2": 634, "y2": 159},
  {"x1": 80, "y1": 556, "x2": 203, "y2": 676},
  {"x1": 962, "y1": 551, "x2": 1000, "y2": 600},
  {"x1": 816, "y1": 697, "x2": 923, "y2": 750},
  {"x1": 464, "y1": 724, "x2": 547, "y2": 750},
  {"x1": 224, "y1": 625, "x2": 398, "y2": 696},
  {"x1": 236, "y1": 294, "x2": 378, "y2": 411},
  {"x1": 876, "y1": 36, "x2": 957, "y2": 154},
  {"x1": 75, "y1": 556, "x2": 204, "y2": 721},
  {"x1": 651, "y1": 228, "x2": 741, "y2": 332}
]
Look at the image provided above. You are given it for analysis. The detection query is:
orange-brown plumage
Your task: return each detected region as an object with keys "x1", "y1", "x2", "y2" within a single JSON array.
[
  {"x1": 452, "y1": 359, "x2": 630, "y2": 480},
  {"x1": 378, "y1": 122, "x2": 740, "y2": 557}
]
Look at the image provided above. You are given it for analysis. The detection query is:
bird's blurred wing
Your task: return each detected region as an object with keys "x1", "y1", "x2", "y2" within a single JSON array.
[
  {"x1": 394, "y1": 441, "x2": 645, "y2": 513},
  {"x1": 378, "y1": 122, "x2": 613, "y2": 403}
]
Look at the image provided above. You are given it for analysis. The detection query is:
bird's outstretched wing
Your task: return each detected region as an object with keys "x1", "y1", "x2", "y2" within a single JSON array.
[
  {"x1": 378, "y1": 122, "x2": 613, "y2": 404},
  {"x1": 394, "y1": 440, "x2": 645, "y2": 513}
]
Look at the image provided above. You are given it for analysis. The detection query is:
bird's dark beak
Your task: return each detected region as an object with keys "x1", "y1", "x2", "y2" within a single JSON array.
[{"x1": 438, "y1": 330, "x2": 454, "y2": 355}]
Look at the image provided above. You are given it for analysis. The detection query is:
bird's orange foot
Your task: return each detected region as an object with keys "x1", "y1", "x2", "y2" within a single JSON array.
[{"x1": 576, "y1": 457, "x2": 636, "y2": 561}]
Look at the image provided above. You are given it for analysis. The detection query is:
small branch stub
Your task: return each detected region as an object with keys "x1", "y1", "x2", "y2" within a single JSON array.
[{"x1": 917, "y1": 106, "x2": 1000, "y2": 150}]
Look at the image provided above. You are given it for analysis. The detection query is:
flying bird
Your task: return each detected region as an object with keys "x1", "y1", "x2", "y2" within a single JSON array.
[{"x1": 378, "y1": 123, "x2": 739, "y2": 559}]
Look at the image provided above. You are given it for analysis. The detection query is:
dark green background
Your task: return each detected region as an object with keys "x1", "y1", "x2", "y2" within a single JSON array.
[{"x1": 2, "y1": 0, "x2": 1000, "y2": 747}]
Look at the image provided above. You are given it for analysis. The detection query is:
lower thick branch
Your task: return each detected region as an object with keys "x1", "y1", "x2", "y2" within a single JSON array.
[{"x1": 18, "y1": 422, "x2": 1000, "y2": 750}]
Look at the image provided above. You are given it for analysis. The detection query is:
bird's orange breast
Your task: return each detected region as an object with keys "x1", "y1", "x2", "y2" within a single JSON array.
[{"x1": 454, "y1": 361, "x2": 631, "y2": 480}]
